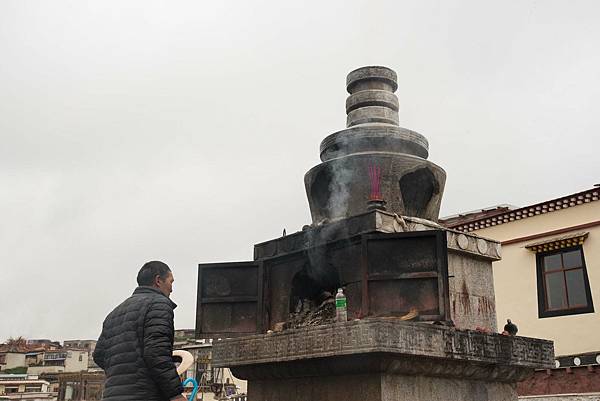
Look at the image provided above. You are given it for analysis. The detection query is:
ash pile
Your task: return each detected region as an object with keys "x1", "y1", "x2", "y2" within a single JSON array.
[{"x1": 284, "y1": 291, "x2": 336, "y2": 330}]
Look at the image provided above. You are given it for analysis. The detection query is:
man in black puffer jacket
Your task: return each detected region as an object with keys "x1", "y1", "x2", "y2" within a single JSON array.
[{"x1": 93, "y1": 261, "x2": 186, "y2": 401}]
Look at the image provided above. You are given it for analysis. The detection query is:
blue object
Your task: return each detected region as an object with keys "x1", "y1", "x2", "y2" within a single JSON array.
[{"x1": 182, "y1": 377, "x2": 199, "y2": 401}]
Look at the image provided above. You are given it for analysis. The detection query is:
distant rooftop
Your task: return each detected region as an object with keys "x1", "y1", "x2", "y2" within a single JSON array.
[
  {"x1": 441, "y1": 204, "x2": 518, "y2": 228},
  {"x1": 440, "y1": 186, "x2": 599, "y2": 232}
]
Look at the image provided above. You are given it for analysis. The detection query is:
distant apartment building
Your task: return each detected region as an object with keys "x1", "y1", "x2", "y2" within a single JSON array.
[
  {"x1": 27, "y1": 350, "x2": 89, "y2": 376},
  {"x1": 24, "y1": 341, "x2": 60, "y2": 350},
  {"x1": 176, "y1": 341, "x2": 247, "y2": 401},
  {"x1": 62, "y1": 341, "x2": 95, "y2": 354},
  {"x1": 0, "y1": 374, "x2": 52, "y2": 400},
  {"x1": 63, "y1": 341, "x2": 97, "y2": 371},
  {"x1": 441, "y1": 186, "x2": 600, "y2": 399}
]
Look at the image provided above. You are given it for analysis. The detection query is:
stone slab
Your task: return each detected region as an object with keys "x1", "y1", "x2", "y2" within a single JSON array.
[
  {"x1": 248, "y1": 372, "x2": 519, "y2": 401},
  {"x1": 213, "y1": 319, "x2": 554, "y2": 382},
  {"x1": 381, "y1": 374, "x2": 517, "y2": 401},
  {"x1": 253, "y1": 210, "x2": 501, "y2": 262},
  {"x1": 447, "y1": 252, "x2": 498, "y2": 331}
]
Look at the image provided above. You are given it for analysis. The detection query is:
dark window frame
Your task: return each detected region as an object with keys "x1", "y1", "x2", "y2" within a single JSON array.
[{"x1": 536, "y1": 245, "x2": 594, "y2": 318}]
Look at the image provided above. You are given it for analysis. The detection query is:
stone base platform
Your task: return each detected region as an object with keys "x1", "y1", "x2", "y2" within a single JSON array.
[
  {"x1": 249, "y1": 373, "x2": 518, "y2": 401},
  {"x1": 213, "y1": 319, "x2": 554, "y2": 401}
]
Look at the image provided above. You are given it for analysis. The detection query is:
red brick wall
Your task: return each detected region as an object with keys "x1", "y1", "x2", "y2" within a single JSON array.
[{"x1": 518, "y1": 367, "x2": 600, "y2": 396}]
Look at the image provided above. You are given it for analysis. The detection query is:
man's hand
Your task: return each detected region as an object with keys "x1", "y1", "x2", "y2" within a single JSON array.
[{"x1": 170, "y1": 395, "x2": 187, "y2": 401}]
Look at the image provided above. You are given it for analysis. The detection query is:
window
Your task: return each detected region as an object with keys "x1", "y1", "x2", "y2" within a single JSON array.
[
  {"x1": 45, "y1": 352, "x2": 67, "y2": 360},
  {"x1": 537, "y1": 246, "x2": 594, "y2": 318}
]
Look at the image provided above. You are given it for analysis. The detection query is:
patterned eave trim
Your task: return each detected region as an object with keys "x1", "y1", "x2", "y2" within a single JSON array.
[
  {"x1": 554, "y1": 352, "x2": 600, "y2": 369},
  {"x1": 452, "y1": 189, "x2": 600, "y2": 232},
  {"x1": 525, "y1": 232, "x2": 588, "y2": 253}
]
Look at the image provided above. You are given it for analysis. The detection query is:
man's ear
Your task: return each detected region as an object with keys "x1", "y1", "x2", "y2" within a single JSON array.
[{"x1": 153, "y1": 274, "x2": 161, "y2": 287}]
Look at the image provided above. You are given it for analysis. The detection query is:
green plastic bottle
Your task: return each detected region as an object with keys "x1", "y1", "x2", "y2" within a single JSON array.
[{"x1": 335, "y1": 288, "x2": 347, "y2": 322}]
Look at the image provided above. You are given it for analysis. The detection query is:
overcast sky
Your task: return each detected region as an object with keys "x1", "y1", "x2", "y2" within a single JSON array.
[{"x1": 1, "y1": 1, "x2": 599, "y2": 342}]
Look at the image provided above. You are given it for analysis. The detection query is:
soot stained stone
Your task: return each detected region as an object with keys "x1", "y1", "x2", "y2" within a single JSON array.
[
  {"x1": 310, "y1": 167, "x2": 333, "y2": 214},
  {"x1": 304, "y1": 66, "x2": 446, "y2": 222},
  {"x1": 399, "y1": 168, "x2": 439, "y2": 217},
  {"x1": 290, "y1": 268, "x2": 322, "y2": 313}
]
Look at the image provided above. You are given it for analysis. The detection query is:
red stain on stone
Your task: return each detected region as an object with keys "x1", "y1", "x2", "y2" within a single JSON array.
[
  {"x1": 458, "y1": 281, "x2": 471, "y2": 314},
  {"x1": 477, "y1": 296, "x2": 495, "y2": 316}
]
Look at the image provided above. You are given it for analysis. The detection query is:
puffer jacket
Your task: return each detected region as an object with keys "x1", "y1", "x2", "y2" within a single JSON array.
[{"x1": 93, "y1": 286, "x2": 184, "y2": 401}]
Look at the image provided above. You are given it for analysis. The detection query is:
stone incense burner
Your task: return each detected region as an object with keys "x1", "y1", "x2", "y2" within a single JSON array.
[{"x1": 196, "y1": 66, "x2": 554, "y2": 401}]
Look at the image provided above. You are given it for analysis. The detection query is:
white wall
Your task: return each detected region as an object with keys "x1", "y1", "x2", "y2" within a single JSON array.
[{"x1": 64, "y1": 350, "x2": 88, "y2": 372}]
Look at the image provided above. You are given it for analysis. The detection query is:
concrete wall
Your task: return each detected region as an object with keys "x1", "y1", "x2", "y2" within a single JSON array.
[
  {"x1": 64, "y1": 351, "x2": 88, "y2": 372},
  {"x1": 28, "y1": 350, "x2": 89, "y2": 375},
  {"x1": 474, "y1": 201, "x2": 600, "y2": 356},
  {"x1": 0, "y1": 353, "x2": 26, "y2": 370},
  {"x1": 27, "y1": 365, "x2": 64, "y2": 375}
]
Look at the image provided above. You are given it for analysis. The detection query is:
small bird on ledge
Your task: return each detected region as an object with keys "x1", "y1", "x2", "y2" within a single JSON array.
[{"x1": 503, "y1": 319, "x2": 518, "y2": 336}]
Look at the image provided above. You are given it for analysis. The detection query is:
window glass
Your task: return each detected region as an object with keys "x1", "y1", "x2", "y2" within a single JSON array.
[
  {"x1": 545, "y1": 272, "x2": 567, "y2": 309},
  {"x1": 566, "y1": 269, "x2": 588, "y2": 306},
  {"x1": 543, "y1": 254, "x2": 562, "y2": 271},
  {"x1": 563, "y1": 249, "x2": 583, "y2": 269},
  {"x1": 537, "y1": 246, "x2": 593, "y2": 317}
]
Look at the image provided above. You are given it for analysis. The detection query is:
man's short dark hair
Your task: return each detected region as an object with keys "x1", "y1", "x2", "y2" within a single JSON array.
[{"x1": 137, "y1": 261, "x2": 171, "y2": 286}]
